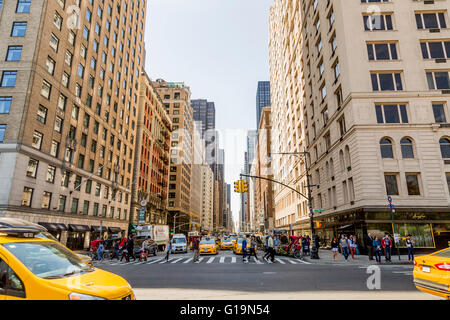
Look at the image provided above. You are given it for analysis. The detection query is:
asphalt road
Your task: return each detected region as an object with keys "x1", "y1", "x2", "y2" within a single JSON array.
[{"x1": 93, "y1": 249, "x2": 437, "y2": 300}]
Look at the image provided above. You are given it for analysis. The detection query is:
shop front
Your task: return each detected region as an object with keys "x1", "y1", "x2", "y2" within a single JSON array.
[
  {"x1": 66, "y1": 224, "x2": 90, "y2": 250},
  {"x1": 108, "y1": 227, "x2": 123, "y2": 239},
  {"x1": 37, "y1": 222, "x2": 67, "y2": 242},
  {"x1": 316, "y1": 209, "x2": 450, "y2": 252}
]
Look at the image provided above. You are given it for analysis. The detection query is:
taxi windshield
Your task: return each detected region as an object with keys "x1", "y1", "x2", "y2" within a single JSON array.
[
  {"x1": 200, "y1": 240, "x2": 215, "y2": 245},
  {"x1": 3, "y1": 241, "x2": 94, "y2": 279},
  {"x1": 173, "y1": 238, "x2": 186, "y2": 244}
]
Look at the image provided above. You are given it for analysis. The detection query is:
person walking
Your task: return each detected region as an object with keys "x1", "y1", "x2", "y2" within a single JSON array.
[
  {"x1": 354, "y1": 235, "x2": 360, "y2": 255},
  {"x1": 165, "y1": 239, "x2": 172, "y2": 261},
  {"x1": 242, "y1": 236, "x2": 248, "y2": 263},
  {"x1": 249, "y1": 236, "x2": 258, "y2": 262},
  {"x1": 140, "y1": 237, "x2": 150, "y2": 262},
  {"x1": 263, "y1": 235, "x2": 271, "y2": 261},
  {"x1": 383, "y1": 234, "x2": 392, "y2": 262},
  {"x1": 302, "y1": 236, "x2": 310, "y2": 256},
  {"x1": 339, "y1": 234, "x2": 350, "y2": 260},
  {"x1": 406, "y1": 235, "x2": 415, "y2": 262},
  {"x1": 348, "y1": 235, "x2": 356, "y2": 259},
  {"x1": 111, "y1": 240, "x2": 120, "y2": 261},
  {"x1": 365, "y1": 233, "x2": 374, "y2": 261},
  {"x1": 193, "y1": 237, "x2": 200, "y2": 263},
  {"x1": 373, "y1": 236, "x2": 382, "y2": 264},
  {"x1": 268, "y1": 234, "x2": 276, "y2": 263},
  {"x1": 126, "y1": 235, "x2": 136, "y2": 262},
  {"x1": 331, "y1": 237, "x2": 339, "y2": 260},
  {"x1": 97, "y1": 240, "x2": 104, "y2": 261}
]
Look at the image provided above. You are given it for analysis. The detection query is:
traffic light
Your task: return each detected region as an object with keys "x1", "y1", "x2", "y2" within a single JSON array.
[
  {"x1": 315, "y1": 221, "x2": 323, "y2": 228},
  {"x1": 241, "y1": 180, "x2": 248, "y2": 193},
  {"x1": 234, "y1": 180, "x2": 241, "y2": 193}
]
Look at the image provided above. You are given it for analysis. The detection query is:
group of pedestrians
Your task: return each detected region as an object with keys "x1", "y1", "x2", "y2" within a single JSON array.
[
  {"x1": 90, "y1": 235, "x2": 137, "y2": 262},
  {"x1": 242, "y1": 236, "x2": 259, "y2": 263},
  {"x1": 330, "y1": 233, "x2": 415, "y2": 263}
]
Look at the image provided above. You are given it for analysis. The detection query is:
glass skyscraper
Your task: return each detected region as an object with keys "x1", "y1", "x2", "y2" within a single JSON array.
[{"x1": 256, "y1": 81, "x2": 271, "y2": 128}]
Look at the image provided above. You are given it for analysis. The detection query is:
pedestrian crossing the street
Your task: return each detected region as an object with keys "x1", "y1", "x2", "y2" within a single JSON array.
[{"x1": 93, "y1": 256, "x2": 309, "y2": 267}]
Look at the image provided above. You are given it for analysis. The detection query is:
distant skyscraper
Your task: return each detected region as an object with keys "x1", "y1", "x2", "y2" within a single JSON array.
[
  {"x1": 247, "y1": 130, "x2": 258, "y2": 166},
  {"x1": 191, "y1": 99, "x2": 216, "y2": 138},
  {"x1": 256, "y1": 81, "x2": 271, "y2": 128}
]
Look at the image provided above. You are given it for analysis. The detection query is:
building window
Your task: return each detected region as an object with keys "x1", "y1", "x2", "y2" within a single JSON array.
[
  {"x1": 50, "y1": 140, "x2": 59, "y2": 157},
  {"x1": 363, "y1": 14, "x2": 393, "y2": 31},
  {"x1": 0, "y1": 97, "x2": 12, "y2": 114},
  {"x1": 41, "y1": 191, "x2": 52, "y2": 209},
  {"x1": 58, "y1": 195, "x2": 66, "y2": 211},
  {"x1": 46, "y1": 165, "x2": 56, "y2": 183},
  {"x1": 426, "y1": 71, "x2": 450, "y2": 90},
  {"x1": 446, "y1": 173, "x2": 450, "y2": 194},
  {"x1": 11, "y1": 22, "x2": 27, "y2": 37},
  {"x1": 421, "y1": 41, "x2": 450, "y2": 59},
  {"x1": 400, "y1": 138, "x2": 414, "y2": 159},
  {"x1": 32, "y1": 131, "x2": 43, "y2": 150},
  {"x1": 380, "y1": 138, "x2": 394, "y2": 159},
  {"x1": 406, "y1": 174, "x2": 421, "y2": 196},
  {"x1": 415, "y1": 12, "x2": 447, "y2": 30},
  {"x1": 83, "y1": 200, "x2": 89, "y2": 215},
  {"x1": 37, "y1": 105, "x2": 47, "y2": 124},
  {"x1": 375, "y1": 104, "x2": 408, "y2": 124},
  {"x1": 41, "y1": 80, "x2": 51, "y2": 99},
  {"x1": 440, "y1": 137, "x2": 450, "y2": 158},
  {"x1": 0, "y1": 124, "x2": 6, "y2": 143},
  {"x1": 371, "y1": 72, "x2": 403, "y2": 91},
  {"x1": 433, "y1": 103, "x2": 447, "y2": 123},
  {"x1": 71, "y1": 198, "x2": 79, "y2": 213},
  {"x1": 6, "y1": 46, "x2": 22, "y2": 61},
  {"x1": 384, "y1": 174, "x2": 399, "y2": 196},
  {"x1": 93, "y1": 203, "x2": 99, "y2": 216},
  {"x1": 16, "y1": 0, "x2": 31, "y2": 13},
  {"x1": 21, "y1": 187, "x2": 33, "y2": 206},
  {"x1": 367, "y1": 42, "x2": 398, "y2": 61},
  {"x1": 26, "y1": 158, "x2": 38, "y2": 178},
  {"x1": 1, "y1": 71, "x2": 17, "y2": 87}
]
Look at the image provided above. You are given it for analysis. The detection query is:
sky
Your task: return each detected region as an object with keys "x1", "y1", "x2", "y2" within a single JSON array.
[{"x1": 145, "y1": 0, "x2": 273, "y2": 227}]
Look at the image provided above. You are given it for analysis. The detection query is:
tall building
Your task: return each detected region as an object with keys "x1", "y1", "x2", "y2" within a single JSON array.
[
  {"x1": 153, "y1": 79, "x2": 194, "y2": 235},
  {"x1": 269, "y1": 0, "x2": 450, "y2": 249},
  {"x1": 189, "y1": 122, "x2": 204, "y2": 231},
  {"x1": 247, "y1": 130, "x2": 258, "y2": 165},
  {"x1": 200, "y1": 164, "x2": 214, "y2": 233},
  {"x1": 256, "y1": 81, "x2": 271, "y2": 128},
  {"x1": 0, "y1": 0, "x2": 146, "y2": 250},
  {"x1": 131, "y1": 73, "x2": 171, "y2": 226},
  {"x1": 191, "y1": 99, "x2": 215, "y2": 138}
]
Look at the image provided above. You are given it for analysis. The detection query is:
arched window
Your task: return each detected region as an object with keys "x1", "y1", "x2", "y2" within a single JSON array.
[
  {"x1": 344, "y1": 145, "x2": 351, "y2": 169},
  {"x1": 440, "y1": 137, "x2": 450, "y2": 158},
  {"x1": 330, "y1": 158, "x2": 335, "y2": 178},
  {"x1": 380, "y1": 138, "x2": 394, "y2": 159},
  {"x1": 339, "y1": 150, "x2": 345, "y2": 172},
  {"x1": 325, "y1": 161, "x2": 330, "y2": 179},
  {"x1": 400, "y1": 138, "x2": 414, "y2": 159}
]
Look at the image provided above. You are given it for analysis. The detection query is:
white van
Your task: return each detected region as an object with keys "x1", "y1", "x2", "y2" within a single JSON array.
[{"x1": 171, "y1": 233, "x2": 188, "y2": 253}]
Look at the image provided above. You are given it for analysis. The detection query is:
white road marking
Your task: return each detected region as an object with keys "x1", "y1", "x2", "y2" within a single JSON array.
[
  {"x1": 220, "y1": 257, "x2": 225, "y2": 263},
  {"x1": 146, "y1": 259, "x2": 163, "y2": 264},
  {"x1": 207, "y1": 257, "x2": 215, "y2": 264},
  {"x1": 183, "y1": 258, "x2": 193, "y2": 264},
  {"x1": 254, "y1": 257, "x2": 263, "y2": 264},
  {"x1": 275, "y1": 258, "x2": 286, "y2": 264},
  {"x1": 297, "y1": 259, "x2": 312, "y2": 265},
  {"x1": 159, "y1": 259, "x2": 172, "y2": 264},
  {"x1": 287, "y1": 259, "x2": 298, "y2": 264},
  {"x1": 231, "y1": 257, "x2": 236, "y2": 263},
  {"x1": 171, "y1": 258, "x2": 183, "y2": 264},
  {"x1": 198, "y1": 257, "x2": 204, "y2": 263}
]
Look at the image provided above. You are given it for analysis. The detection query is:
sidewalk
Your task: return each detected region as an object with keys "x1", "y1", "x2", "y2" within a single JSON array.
[{"x1": 303, "y1": 249, "x2": 418, "y2": 266}]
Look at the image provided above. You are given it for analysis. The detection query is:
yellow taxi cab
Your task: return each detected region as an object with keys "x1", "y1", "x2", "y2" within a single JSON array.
[
  {"x1": 230, "y1": 236, "x2": 237, "y2": 246},
  {"x1": 220, "y1": 238, "x2": 234, "y2": 250},
  {"x1": 199, "y1": 238, "x2": 218, "y2": 255},
  {"x1": 233, "y1": 238, "x2": 254, "y2": 255},
  {"x1": 413, "y1": 247, "x2": 450, "y2": 300},
  {"x1": 0, "y1": 219, "x2": 135, "y2": 300}
]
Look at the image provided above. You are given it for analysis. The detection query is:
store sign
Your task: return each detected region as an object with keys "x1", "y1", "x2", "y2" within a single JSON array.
[{"x1": 138, "y1": 207, "x2": 146, "y2": 224}]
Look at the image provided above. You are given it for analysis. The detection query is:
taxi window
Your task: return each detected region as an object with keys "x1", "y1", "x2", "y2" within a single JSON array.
[
  {"x1": 0, "y1": 257, "x2": 26, "y2": 298},
  {"x1": 200, "y1": 240, "x2": 215, "y2": 244},
  {"x1": 432, "y1": 248, "x2": 450, "y2": 258}
]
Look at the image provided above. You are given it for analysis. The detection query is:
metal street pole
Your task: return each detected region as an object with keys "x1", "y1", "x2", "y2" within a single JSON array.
[{"x1": 388, "y1": 196, "x2": 401, "y2": 261}]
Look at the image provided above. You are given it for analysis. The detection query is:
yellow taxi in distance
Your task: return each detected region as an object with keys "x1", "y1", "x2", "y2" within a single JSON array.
[
  {"x1": 199, "y1": 239, "x2": 218, "y2": 255},
  {"x1": 220, "y1": 238, "x2": 234, "y2": 250},
  {"x1": 0, "y1": 222, "x2": 135, "y2": 300},
  {"x1": 233, "y1": 238, "x2": 254, "y2": 255},
  {"x1": 413, "y1": 247, "x2": 450, "y2": 300},
  {"x1": 230, "y1": 237, "x2": 237, "y2": 245}
]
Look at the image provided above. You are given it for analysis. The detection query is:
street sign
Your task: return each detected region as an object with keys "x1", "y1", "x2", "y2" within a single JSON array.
[
  {"x1": 313, "y1": 209, "x2": 325, "y2": 213},
  {"x1": 140, "y1": 200, "x2": 148, "y2": 207},
  {"x1": 138, "y1": 207, "x2": 146, "y2": 224},
  {"x1": 387, "y1": 196, "x2": 392, "y2": 203}
]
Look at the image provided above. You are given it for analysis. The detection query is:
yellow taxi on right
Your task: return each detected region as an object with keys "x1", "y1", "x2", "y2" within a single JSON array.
[{"x1": 413, "y1": 247, "x2": 450, "y2": 300}]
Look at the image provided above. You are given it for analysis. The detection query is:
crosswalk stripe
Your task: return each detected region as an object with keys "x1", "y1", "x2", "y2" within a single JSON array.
[
  {"x1": 206, "y1": 257, "x2": 215, "y2": 264},
  {"x1": 254, "y1": 257, "x2": 263, "y2": 264},
  {"x1": 159, "y1": 258, "x2": 172, "y2": 264},
  {"x1": 183, "y1": 258, "x2": 193, "y2": 264},
  {"x1": 171, "y1": 258, "x2": 183, "y2": 264},
  {"x1": 198, "y1": 257, "x2": 204, "y2": 263},
  {"x1": 219, "y1": 257, "x2": 225, "y2": 263},
  {"x1": 275, "y1": 258, "x2": 285, "y2": 264},
  {"x1": 297, "y1": 259, "x2": 312, "y2": 265},
  {"x1": 146, "y1": 258, "x2": 163, "y2": 264},
  {"x1": 231, "y1": 257, "x2": 236, "y2": 263},
  {"x1": 287, "y1": 259, "x2": 298, "y2": 264}
]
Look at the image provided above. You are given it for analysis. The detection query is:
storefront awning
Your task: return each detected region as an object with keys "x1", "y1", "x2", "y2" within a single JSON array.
[
  {"x1": 108, "y1": 227, "x2": 122, "y2": 233},
  {"x1": 91, "y1": 226, "x2": 102, "y2": 232},
  {"x1": 38, "y1": 222, "x2": 67, "y2": 231},
  {"x1": 68, "y1": 224, "x2": 90, "y2": 232},
  {"x1": 338, "y1": 224, "x2": 354, "y2": 230}
]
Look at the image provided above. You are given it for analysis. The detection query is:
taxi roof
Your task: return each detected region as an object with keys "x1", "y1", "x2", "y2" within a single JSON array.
[{"x1": 0, "y1": 234, "x2": 54, "y2": 244}]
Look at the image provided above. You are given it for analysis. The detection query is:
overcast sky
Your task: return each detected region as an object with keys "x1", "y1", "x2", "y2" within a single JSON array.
[{"x1": 145, "y1": 0, "x2": 273, "y2": 228}]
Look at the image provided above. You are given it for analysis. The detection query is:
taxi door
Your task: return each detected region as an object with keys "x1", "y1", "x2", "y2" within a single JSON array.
[{"x1": 0, "y1": 252, "x2": 27, "y2": 300}]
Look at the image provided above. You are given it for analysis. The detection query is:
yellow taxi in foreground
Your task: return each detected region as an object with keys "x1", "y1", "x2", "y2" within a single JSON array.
[
  {"x1": 413, "y1": 247, "x2": 450, "y2": 300},
  {"x1": 220, "y1": 238, "x2": 234, "y2": 250},
  {"x1": 0, "y1": 224, "x2": 135, "y2": 300},
  {"x1": 233, "y1": 238, "x2": 254, "y2": 255},
  {"x1": 199, "y1": 239, "x2": 218, "y2": 255}
]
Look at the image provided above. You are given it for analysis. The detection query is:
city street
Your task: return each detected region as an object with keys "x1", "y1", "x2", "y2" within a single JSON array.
[{"x1": 92, "y1": 250, "x2": 437, "y2": 300}]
